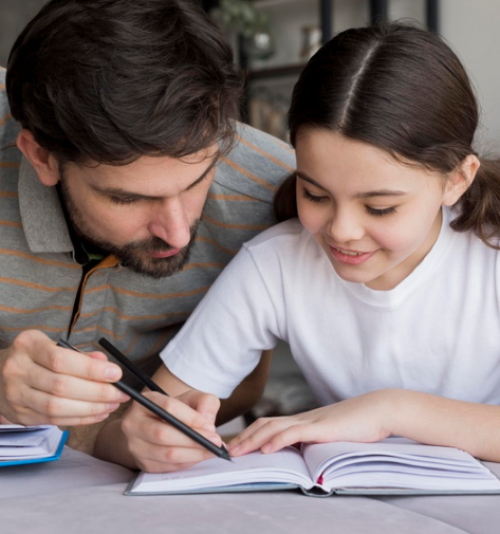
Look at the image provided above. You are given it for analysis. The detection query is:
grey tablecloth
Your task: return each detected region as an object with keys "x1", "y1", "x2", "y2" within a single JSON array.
[{"x1": 1, "y1": 447, "x2": 499, "y2": 534}]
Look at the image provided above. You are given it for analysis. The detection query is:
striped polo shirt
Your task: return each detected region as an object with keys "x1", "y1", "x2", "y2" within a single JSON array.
[{"x1": 0, "y1": 68, "x2": 296, "y2": 381}]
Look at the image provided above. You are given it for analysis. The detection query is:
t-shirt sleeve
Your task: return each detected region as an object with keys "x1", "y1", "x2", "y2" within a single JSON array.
[{"x1": 160, "y1": 245, "x2": 282, "y2": 398}]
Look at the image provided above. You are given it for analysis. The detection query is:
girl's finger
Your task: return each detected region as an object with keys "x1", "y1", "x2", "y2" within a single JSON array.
[{"x1": 229, "y1": 417, "x2": 299, "y2": 456}]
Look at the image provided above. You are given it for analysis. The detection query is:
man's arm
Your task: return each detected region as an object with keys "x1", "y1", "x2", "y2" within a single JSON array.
[{"x1": 93, "y1": 350, "x2": 272, "y2": 470}]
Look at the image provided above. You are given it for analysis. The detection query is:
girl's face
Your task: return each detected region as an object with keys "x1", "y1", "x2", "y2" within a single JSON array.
[{"x1": 295, "y1": 129, "x2": 463, "y2": 290}]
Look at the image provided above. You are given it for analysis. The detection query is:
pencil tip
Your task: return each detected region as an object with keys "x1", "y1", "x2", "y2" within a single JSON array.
[{"x1": 220, "y1": 446, "x2": 233, "y2": 462}]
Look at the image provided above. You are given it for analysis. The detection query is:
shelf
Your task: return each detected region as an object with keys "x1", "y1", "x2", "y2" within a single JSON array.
[
  {"x1": 247, "y1": 63, "x2": 306, "y2": 81},
  {"x1": 254, "y1": 0, "x2": 307, "y2": 6}
]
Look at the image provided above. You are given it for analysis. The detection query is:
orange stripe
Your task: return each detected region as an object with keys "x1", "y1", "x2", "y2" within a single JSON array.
[
  {"x1": 0, "y1": 221, "x2": 22, "y2": 228},
  {"x1": 73, "y1": 324, "x2": 121, "y2": 340},
  {"x1": 0, "y1": 83, "x2": 5, "y2": 90},
  {"x1": 182, "y1": 261, "x2": 225, "y2": 271},
  {"x1": 220, "y1": 156, "x2": 277, "y2": 192},
  {"x1": 0, "y1": 191, "x2": 18, "y2": 198},
  {"x1": 85, "y1": 283, "x2": 210, "y2": 299},
  {"x1": 236, "y1": 135, "x2": 295, "y2": 169},
  {"x1": 149, "y1": 327, "x2": 178, "y2": 355},
  {"x1": 207, "y1": 192, "x2": 256, "y2": 202},
  {"x1": 0, "y1": 249, "x2": 80, "y2": 269},
  {"x1": 0, "y1": 304, "x2": 73, "y2": 314},
  {"x1": 125, "y1": 325, "x2": 178, "y2": 356},
  {"x1": 0, "y1": 277, "x2": 78, "y2": 292},
  {"x1": 0, "y1": 113, "x2": 12, "y2": 127},
  {"x1": 0, "y1": 162, "x2": 20, "y2": 169},
  {"x1": 203, "y1": 214, "x2": 269, "y2": 231},
  {"x1": 0, "y1": 324, "x2": 67, "y2": 334},
  {"x1": 79, "y1": 307, "x2": 189, "y2": 322},
  {"x1": 195, "y1": 235, "x2": 237, "y2": 256}
]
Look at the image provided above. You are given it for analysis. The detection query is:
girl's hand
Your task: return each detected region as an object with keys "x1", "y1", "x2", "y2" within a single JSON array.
[
  {"x1": 121, "y1": 389, "x2": 224, "y2": 473},
  {"x1": 228, "y1": 390, "x2": 393, "y2": 456}
]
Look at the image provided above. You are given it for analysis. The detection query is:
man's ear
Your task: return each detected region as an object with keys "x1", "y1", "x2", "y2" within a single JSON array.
[
  {"x1": 16, "y1": 129, "x2": 60, "y2": 186},
  {"x1": 443, "y1": 154, "x2": 480, "y2": 206}
]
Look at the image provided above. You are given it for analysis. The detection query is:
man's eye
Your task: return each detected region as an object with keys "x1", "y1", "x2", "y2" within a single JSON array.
[
  {"x1": 365, "y1": 206, "x2": 397, "y2": 217},
  {"x1": 302, "y1": 189, "x2": 328, "y2": 203},
  {"x1": 110, "y1": 196, "x2": 138, "y2": 205}
]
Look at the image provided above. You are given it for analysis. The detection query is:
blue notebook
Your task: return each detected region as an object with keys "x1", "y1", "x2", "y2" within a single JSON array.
[{"x1": 0, "y1": 425, "x2": 68, "y2": 467}]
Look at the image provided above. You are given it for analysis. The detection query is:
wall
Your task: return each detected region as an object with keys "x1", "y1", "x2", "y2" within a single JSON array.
[
  {"x1": 0, "y1": 0, "x2": 47, "y2": 66},
  {"x1": 441, "y1": 0, "x2": 500, "y2": 149}
]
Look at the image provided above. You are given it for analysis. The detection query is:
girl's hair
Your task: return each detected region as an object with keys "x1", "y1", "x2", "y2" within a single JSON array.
[{"x1": 274, "y1": 23, "x2": 500, "y2": 247}]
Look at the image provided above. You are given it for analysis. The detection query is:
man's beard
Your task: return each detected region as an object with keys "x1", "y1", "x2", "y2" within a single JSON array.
[{"x1": 59, "y1": 179, "x2": 200, "y2": 279}]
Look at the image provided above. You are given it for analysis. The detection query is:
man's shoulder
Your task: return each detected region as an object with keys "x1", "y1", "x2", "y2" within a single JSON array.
[
  {"x1": 0, "y1": 67, "x2": 9, "y2": 117},
  {"x1": 0, "y1": 67, "x2": 22, "y2": 185},
  {"x1": 234, "y1": 123, "x2": 295, "y2": 165},
  {"x1": 213, "y1": 123, "x2": 295, "y2": 202}
]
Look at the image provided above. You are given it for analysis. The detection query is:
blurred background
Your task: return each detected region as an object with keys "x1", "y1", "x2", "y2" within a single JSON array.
[
  {"x1": 1, "y1": 0, "x2": 499, "y2": 425},
  {"x1": 1, "y1": 0, "x2": 500, "y2": 148}
]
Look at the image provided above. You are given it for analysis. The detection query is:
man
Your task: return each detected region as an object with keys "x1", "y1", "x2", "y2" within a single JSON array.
[{"x1": 0, "y1": 0, "x2": 294, "y2": 464}]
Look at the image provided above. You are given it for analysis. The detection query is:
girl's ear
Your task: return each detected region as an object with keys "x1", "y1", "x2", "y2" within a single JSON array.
[
  {"x1": 16, "y1": 129, "x2": 60, "y2": 186},
  {"x1": 442, "y1": 154, "x2": 480, "y2": 206}
]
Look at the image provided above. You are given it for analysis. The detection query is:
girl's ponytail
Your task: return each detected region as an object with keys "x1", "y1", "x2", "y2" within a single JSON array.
[{"x1": 452, "y1": 158, "x2": 500, "y2": 247}]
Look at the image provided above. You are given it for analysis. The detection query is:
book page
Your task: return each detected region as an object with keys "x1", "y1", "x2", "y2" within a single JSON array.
[
  {"x1": 302, "y1": 438, "x2": 500, "y2": 492},
  {"x1": 0, "y1": 426, "x2": 63, "y2": 459},
  {"x1": 131, "y1": 446, "x2": 314, "y2": 494}
]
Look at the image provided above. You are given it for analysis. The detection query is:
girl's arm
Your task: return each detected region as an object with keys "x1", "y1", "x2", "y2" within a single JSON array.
[{"x1": 228, "y1": 389, "x2": 500, "y2": 462}]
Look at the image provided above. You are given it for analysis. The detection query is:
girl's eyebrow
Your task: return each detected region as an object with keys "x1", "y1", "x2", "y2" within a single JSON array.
[
  {"x1": 296, "y1": 171, "x2": 328, "y2": 190},
  {"x1": 296, "y1": 171, "x2": 407, "y2": 198}
]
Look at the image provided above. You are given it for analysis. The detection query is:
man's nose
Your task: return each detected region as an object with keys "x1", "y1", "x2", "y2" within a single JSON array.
[{"x1": 148, "y1": 198, "x2": 191, "y2": 249}]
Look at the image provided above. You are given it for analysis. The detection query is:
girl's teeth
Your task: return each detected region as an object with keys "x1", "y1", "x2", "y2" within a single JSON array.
[{"x1": 338, "y1": 248, "x2": 362, "y2": 256}]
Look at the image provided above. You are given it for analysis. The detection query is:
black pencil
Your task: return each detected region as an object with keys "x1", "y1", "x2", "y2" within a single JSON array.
[
  {"x1": 98, "y1": 337, "x2": 166, "y2": 395},
  {"x1": 56, "y1": 339, "x2": 232, "y2": 462}
]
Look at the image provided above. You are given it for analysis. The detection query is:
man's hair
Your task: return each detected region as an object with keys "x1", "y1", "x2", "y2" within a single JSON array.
[{"x1": 7, "y1": 0, "x2": 242, "y2": 165}]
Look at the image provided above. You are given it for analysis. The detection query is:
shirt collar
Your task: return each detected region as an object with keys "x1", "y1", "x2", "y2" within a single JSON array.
[{"x1": 18, "y1": 156, "x2": 74, "y2": 254}]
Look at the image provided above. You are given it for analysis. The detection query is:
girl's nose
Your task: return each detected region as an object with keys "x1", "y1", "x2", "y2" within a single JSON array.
[{"x1": 327, "y1": 207, "x2": 364, "y2": 244}]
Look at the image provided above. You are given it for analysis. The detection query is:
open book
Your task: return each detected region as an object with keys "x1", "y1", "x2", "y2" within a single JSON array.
[
  {"x1": 0, "y1": 425, "x2": 68, "y2": 467},
  {"x1": 125, "y1": 438, "x2": 500, "y2": 496}
]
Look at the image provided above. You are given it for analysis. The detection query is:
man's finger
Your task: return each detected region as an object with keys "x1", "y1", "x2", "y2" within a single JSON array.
[
  {"x1": 22, "y1": 365, "x2": 128, "y2": 404},
  {"x1": 35, "y1": 345, "x2": 123, "y2": 382}
]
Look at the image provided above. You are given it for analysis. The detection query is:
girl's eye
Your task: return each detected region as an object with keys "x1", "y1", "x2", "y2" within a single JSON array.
[
  {"x1": 110, "y1": 196, "x2": 138, "y2": 205},
  {"x1": 365, "y1": 206, "x2": 397, "y2": 217},
  {"x1": 302, "y1": 188, "x2": 329, "y2": 203}
]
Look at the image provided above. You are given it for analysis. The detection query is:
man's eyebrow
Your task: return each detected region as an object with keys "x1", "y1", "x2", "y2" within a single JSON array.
[
  {"x1": 93, "y1": 158, "x2": 218, "y2": 200},
  {"x1": 296, "y1": 172, "x2": 407, "y2": 198}
]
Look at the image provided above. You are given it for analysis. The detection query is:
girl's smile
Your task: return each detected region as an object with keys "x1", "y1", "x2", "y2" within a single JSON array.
[{"x1": 329, "y1": 245, "x2": 377, "y2": 265}]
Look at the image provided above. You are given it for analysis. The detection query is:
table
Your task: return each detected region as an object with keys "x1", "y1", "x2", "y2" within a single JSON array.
[{"x1": 1, "y1": 446, "x2": 499, "y2": 534}]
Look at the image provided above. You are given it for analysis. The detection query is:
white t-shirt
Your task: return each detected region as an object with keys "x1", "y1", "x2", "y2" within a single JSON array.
[{"x1": 161, "y1": 208, "x2": 500, "y2": 407}]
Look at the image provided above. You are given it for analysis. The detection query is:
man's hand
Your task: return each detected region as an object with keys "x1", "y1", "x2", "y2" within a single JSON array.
[
  {"x1": 0, "y1": 330, "x2": 129, "y2": 426},
  {"x1": 121, "y1": 389, "x2": 223, "y2": 473}
]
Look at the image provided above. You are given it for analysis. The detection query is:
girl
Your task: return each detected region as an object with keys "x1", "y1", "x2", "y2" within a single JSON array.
[{"x1": 116, "y1": 23, "x2": 500, "y2": 472}]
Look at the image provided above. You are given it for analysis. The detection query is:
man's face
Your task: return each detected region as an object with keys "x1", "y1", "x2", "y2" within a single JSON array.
[{"x1": 58, "y1": 148, "x2": 218, "y2": 278}]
